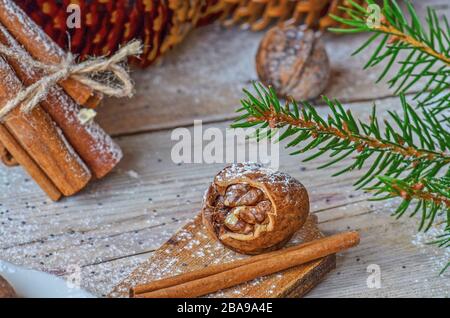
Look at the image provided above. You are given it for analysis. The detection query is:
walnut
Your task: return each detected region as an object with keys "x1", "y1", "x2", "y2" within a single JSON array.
[
  {"x1": 0, "y1": 275, "x2": 16, "y2": 298},
  {"x1": 256, "y1": 24, "x2": 330, "y2": 101},
  {"x1": 202, "y1": 163, "x2": 309, "y2": 254}
]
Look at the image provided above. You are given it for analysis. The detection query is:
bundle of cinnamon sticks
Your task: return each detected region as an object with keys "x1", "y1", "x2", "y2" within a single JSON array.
[{"x1": 0, "y1": 0, "x2": 126, "y2": 201}]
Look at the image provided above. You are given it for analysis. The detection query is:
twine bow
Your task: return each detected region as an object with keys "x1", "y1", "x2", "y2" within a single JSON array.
[{"x1": 0, "y1": 40, "x2": 143, "y2": 120}]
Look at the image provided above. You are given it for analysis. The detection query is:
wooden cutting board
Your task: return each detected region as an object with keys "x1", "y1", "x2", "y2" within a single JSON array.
[{"x1": 110, "y1": 213, "x2": 336, "y2": 298}]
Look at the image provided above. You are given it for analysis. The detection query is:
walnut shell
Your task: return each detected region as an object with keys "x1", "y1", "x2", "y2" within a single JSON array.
[
  {"x1": 202, "y1": 163, "x2": 309, "y2": 254},
  {"x1": 0, "y1": 275, "x2": 16, "y2": 298},
  {"x1": 256, "y1": 25, "x2": 330, "y2": 101}
]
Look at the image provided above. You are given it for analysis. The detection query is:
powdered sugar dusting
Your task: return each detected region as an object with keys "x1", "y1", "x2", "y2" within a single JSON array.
[
  {"x1": 54, "y1": 125, "x2": 90, "y2": 178},
  {"x1": 412, "y1": 224, "x2": 449, "y2": 278},
  {"x1": 216, "y1": 162, "x2": 302, "y2": 194}
]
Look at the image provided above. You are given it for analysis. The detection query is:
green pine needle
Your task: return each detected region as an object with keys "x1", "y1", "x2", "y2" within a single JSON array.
[{"x1": 330, "y1": 0, "x2": 450, "y2": 113}]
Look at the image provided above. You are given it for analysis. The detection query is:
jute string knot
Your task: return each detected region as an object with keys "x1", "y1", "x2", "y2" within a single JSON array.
[{"x1": 0, "y1": 39, "x2": 143, "y2": 120}]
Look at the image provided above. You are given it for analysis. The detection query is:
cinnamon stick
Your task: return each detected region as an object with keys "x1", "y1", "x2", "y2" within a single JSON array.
[
  {"x1": 0, "y1": 125, "x2": 61, "y2": 201},
  {"x1": 0, "y1": 56, "x2": 91, "y2": 196},
  {"x1": 0, "y1": 0, "x2": 102, "y2": 108},
  {"x1": 131, "y1": 239, "x2": 319, "y2": 297},
  {"x1": 134, "y1": 231, "x2": 360, "y2": 298},
  {"x1": 0, "y1": 23, "x2": 123, "y2": 179}
]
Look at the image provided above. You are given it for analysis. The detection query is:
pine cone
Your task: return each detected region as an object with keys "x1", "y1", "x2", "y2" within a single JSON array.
[
  {"x1": 204, "y1": 0, "x2": 362, "y2": 31},
  {"x1": 13, "y1": 0, "x2": 361, "y2": 68},
  {"x1": 14, "y1": 0, "x2": 214, "y2": 67}
]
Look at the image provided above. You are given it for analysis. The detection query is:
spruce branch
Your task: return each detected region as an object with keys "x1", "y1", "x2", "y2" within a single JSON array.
[
  {"x1": 232, "y1": 82, "x2": 450, "y2": 272},
  {"x1": 330, "y1": 0, "x2": 450, "y2": 113},
  {"x1": 233, "y1": 83, "x2": 449, "y2": 185},
  {"x1": 233, "y1": 0, "x2": 449, "y2": 273}
]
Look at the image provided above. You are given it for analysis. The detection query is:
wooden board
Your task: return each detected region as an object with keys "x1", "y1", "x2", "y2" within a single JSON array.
[{"x1": 110, "y1": 214, "x2": 336, "y2": 298}]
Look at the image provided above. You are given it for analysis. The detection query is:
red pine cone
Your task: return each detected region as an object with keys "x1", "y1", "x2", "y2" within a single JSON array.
[{"x1": 13, "y1": 0, "x2": 220, "y2": 67}]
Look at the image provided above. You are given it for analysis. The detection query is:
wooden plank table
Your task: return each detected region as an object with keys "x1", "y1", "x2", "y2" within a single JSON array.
[{"x1": 0, "y1": 0, "x2": 448, "y2": 298}]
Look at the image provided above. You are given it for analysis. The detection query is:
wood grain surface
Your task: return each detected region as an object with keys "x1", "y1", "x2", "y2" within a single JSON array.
[{"x1": 0, "y1": 0, "x2": 448, "y2": 298}]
